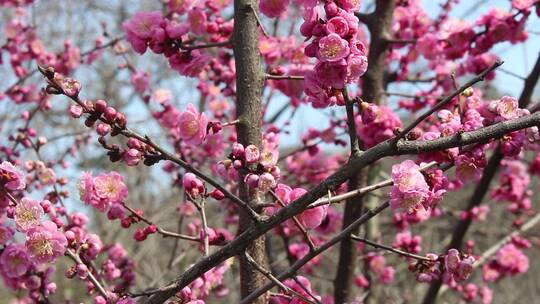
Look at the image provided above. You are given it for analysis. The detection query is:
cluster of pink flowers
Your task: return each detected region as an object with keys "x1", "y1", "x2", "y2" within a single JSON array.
[
  {"x1": 0, "y1": 161, "x2": 26, "y2": 191},
  {"x1": 153, "y1": 103, "x2": 209, "y2": 147},
  {"x1": 0, "y1": 195, "x2": 67, "y2": 300},
  {"x1": 178, "y1": 261, "x2": 231, "y2": 302},
  {"x1": 218, "y1": 139, "x2": 281, "y2": 194},
  {"x1": 300, "y1": 1, "x2": 368, "y2": 107},
  {"x1": 410, "y1": 249, "x2": 474, "y2": 284},
  {"x1": 269, "y1": 183, "x2": 328, "y2": 229},
  {"x1": 122, "y1": 10, "x2": 215, "y2": 77},
  {"x1": 271, "y1": 275, "x2": 321, "y2": 303},
  {"x1": 389, "y1": 160, "x2": 431, "y2": 214},
  {"x1": 491, "y1": 160, "x2": 532, "y2": 214},
  {"x1": 78, "y1": 171, "x2": 128, "y2": 212},
  {"x1": 355, "y1": 102, "x2": 403, "y2": 148},
  {"x1": 367, "y1": 254, "x2": 396, "y2": 284},
  {"x1": 393, "y1": 230, "x2": 422, "y2": 254},
  {"x1": 483, "y1": 243, "x2": 529, "y2": 281}
]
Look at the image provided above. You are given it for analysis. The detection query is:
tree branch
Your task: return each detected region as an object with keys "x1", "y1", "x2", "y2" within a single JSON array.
[
  {"x1": 394, "y1": 60, "x2": 504, "y2": 141},
  {"x1": 144, "y1": 110, "x2": 540, "y2": 304}
]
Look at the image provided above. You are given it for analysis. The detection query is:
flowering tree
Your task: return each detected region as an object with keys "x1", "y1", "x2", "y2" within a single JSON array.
[{"x1": 2, "y1": 0, "x2": 540, "y2": 303}]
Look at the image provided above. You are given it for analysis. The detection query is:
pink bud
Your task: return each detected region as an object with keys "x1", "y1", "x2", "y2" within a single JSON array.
[
  {"x1": 244, "y1": 145, "x2": 260, "y2": 163},
  {"x1": 95, "y1": 99, "x2": 108, "y2": 113},
  {"x1": 103, "y1": 106, "x2": 117, "y2": 121},
  {"x1": 76, "y1": 263, "x2": 89, "y2": 279},
  {"x1": 232, "y1": 142, "x2": 245, "y2": 158},
  {"x1": 210, "y1": 189, "x2": 225, "y2": 200},
  {"x1": 245, "y1": 174, "x2": 260, "y2": 188},
  {"x1": 96, "y1": 123, "x2": 111, "y2": 136}
]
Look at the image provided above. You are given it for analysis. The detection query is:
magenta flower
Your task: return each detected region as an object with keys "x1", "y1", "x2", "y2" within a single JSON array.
[
  {"x1": 389, "y1": 160, "x2": 430, "y2": 213},
  {"x1": 183, "y1": 172, "x2": 205, "y2": 198},
  {"x1": 496, "y1": 243, "x2": 529, "y2": 274},
  {"x1": 178, "y1": 103, "x2": 208, "y2": 145},
  {"x1": 492, "y1": 96, "x2": 519, "y2": 120},
  {"x1": 188, "y1": 8, "x2": 208, "y2": 35},
  {"x1": 78, "y1": 172, "x2": 95, "y2": 205},
  {"x1": 25, "y1": 221, "x2": 67, "y2": 264},
  {"x1": 0, "y1": 225, "x2": 15, "y2": 245},
  {"x1": 94, "y1": 172, "x2": 128, "y2": 203},
  {"x1": 260, "y1": 0, "x2": 289, "y2": 18},
  {"x1": 122, "y1": 11, "x2": 164, "y2": 54},
  {"x1": 326, "y1": 16, "x2": 349, "y2": 37},
  {"x1": 168, "y1": 0, "x2": 196, "y2": 14},
  {"x1": 337, "y1": 0, "x2": 362, "y2": 12},
  {"x1": 14, "y1": 197, "x2": 44, "y2": 232},
  {"x1": 0, "y1": 243, "x2": 31, "y2": 278},
  {"x1": 131, "y1": 70, "x2": 150, "y2": 94},
  {"x1": 317, "y1": 33, "x2": 350, "y2": 62},
  {"x1": 0, "y1": 161, "x2": 26, "y2": 191}
]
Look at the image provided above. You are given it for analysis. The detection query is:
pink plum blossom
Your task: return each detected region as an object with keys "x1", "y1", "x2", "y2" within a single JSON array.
[
  {"x1": 260, "y1": 0, "x2": 289, "y2": 18},
  {"x1": 0, "y1": 243, "x2": 31, "y2": 278},
  {"x1": 389, "y1": 160, "x2": 430, "y2": 213},
  {"x1": 0, "y1": 161, "x2": 26, "y2": 191},
  {"x1": 25, "y1": 221, "x2": 67, "y2": 264},
  {"x1": 14, "y1": 197, "x2": 44, "y2": 232},
  {"x1": 317, "y1": 33, "x2": 350, "y2": 62},
  {"x1": 178, "y1": 103, "x2": 208, "y2": 146}
]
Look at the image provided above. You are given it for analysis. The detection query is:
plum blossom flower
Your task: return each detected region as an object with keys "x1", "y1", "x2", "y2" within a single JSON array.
[
  {"x1": 0, "y1": 226, "x2": 15, "y2": 245},
  {"x1": 25, "y1": 221, "x2": 67, "y2": 264},
  {"x1": 14, "y1": 197, "x2": 44, "y2": 232},
  {"x1": 0, "y1": 161, "x2": 26, "y2": 191},
  {"x1": 317, "y1": 33, "x2": 350, "y2": 62},
  {"x1": 94, "y1": 172, "x2": 128, "y2": 203},
  {"x1": 337, "y1": 0, "x2": 362, "y2": 12},
  {"x1": 183, "y1": 173, "x2": 205, "y2": 198},
  {"x1": 122, "y1": 11, "x2": 163, "y2": 54},
  {"x1": 178, "y1": 103, "x2": 208, "y2": 145},
  {"x1": 270, "y1": 184, "x2": 327, "y2": 229},
  {"x1": 389, "y1": 160, "x2": 430, "y2": 213},
  {"x1": 131, "y1": 70, "x2": 150, "y2": 94},
  {"x1": 260, "y1": 0, "x2": 289, "y2": 18},
  {"x1": 496, "y1": 243, "x2": 529, "y2": 274},
  {"x1": 0, "y1": 243, "x2": 31, "y2": 278}
]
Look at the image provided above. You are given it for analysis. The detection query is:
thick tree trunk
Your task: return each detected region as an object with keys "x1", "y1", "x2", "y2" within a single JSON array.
[
  {"x1": 334, "y1": 1, "x2": 396, "y2": 303},
  {"x1": 233, "y1": 0, "x2": 268, "y2": 303}
]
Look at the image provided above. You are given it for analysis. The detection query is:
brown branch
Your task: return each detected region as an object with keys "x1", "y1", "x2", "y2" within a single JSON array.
[
  {"x1": 265, "y1": 74, "x2": 304, "y2": 80},
  {"x1": 308, "y1": 161, "x2": 439, "y2": 208},
  {"x1": 144, "y1": 109, "x2": 540, "y2": 304},
  {"x1": 343, "y1": 87, "x2": 361, "y2": 156},
  {"x1": 240, "y1": 200, "x2": 391, "y2": 304},
  {"x1": 65, "y1": 249, "x2": 109, "y2": 299},
  {"x1": 395, "y1": 60, "x2": 504, "y2": 141},
  {"x1": 179, "y1": 40, "x2": 232, "y2": 51},
  {"x1": 123, "y1": 204, "x2": 201, "y2": 242},
  {"x1": 243, "y1": 252, "x2": 318, "y2": 304},
  {"x1": 269, "y1": 190, "x2": 316, "y2": 251},
  {"x1": 350, "y1": 235, "x2": 432, "y2": 261}
]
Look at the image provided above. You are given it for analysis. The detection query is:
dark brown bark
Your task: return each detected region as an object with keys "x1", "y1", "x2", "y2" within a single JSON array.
[
  {"x1": 333, "y1": 2, "x2": 396, "y2": 303},
  {"x1": 232, "y1": 0, "x2": 268, "y2": 303},
  {"x1": 421, "y1": 52, "x2": 540, "y2": 304}
]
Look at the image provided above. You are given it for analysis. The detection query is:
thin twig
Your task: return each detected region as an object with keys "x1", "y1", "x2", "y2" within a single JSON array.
[
  {"x1": 350, "y1": 235, "x2": 432, "y2": 261},
  {"x1": 269, "y1": 190, "x2": 316, "y2": 251},
  {"x1": 243, "y1": 252, "x2": 318, "y2": 304},
  {"x1": 65, "y1": 249, "x2": 109, "y2": 299},
  {"x1": 123, "y1": 204, "x2": 201, "y2": 242}
]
